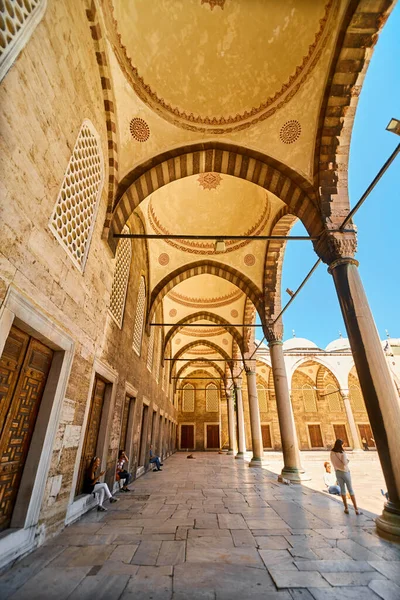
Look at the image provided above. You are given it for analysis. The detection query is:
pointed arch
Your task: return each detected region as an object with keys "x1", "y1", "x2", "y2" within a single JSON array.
[
  {"x1": 175, "y1": 360, "x2": 225, "y2": 385},
  {"x1": 171, "y1": 340, "x2": 232, "y2": 374}
]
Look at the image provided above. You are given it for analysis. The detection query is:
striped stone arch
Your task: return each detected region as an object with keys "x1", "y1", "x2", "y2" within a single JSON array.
[
  {"x1": 242, "y1": 297, "x2": 257, "y2": 354},
  {"x1": 108, "y1": 143, "x2": 322, "y2": 253},
  {"x1": 174, "y1": 360, "x2": 225, "y2": 392},
  {"x1": 314, "y1": 0, "x2": 394, "y2": 224},
  {"x1": 171, "y1": 340, "x2": 232, "y2": 375},
  {"x1": 264, "y1": 208, "x2": 298, "y2": 322},
  {"x1": 148, "y1": 261, "x2": 264, "y2": 329},
  {"x1": 163, "y1": 311, "x2": 244, "y2": 359},
  {"x1": 316, "y1": 365, "x2": 343, "y2": 412}
]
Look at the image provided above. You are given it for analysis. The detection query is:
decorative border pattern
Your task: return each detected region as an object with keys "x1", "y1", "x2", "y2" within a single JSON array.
[{"x1": 167, "y1": 288, "x2": 243, "y2": 308}]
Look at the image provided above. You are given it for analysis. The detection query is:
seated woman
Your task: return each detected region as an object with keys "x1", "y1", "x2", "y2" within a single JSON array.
[
  {"x1": 116, "y1": 450, "x2": 132, "y2": 492},
  {"x1": 83, "y1": 456, "x2": 118, "y2": 512},
  {"x1": 323, "y1": 461, "x2": 341, "y2": 495},
  {"x1": 149, "y1": 444, "x2": 163, "y2": 471}
]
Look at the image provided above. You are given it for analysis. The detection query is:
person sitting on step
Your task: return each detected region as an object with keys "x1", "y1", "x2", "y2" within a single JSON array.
[
  {"x1": 116, "y1": 449, "x2": 132, "y2": 492},
  {"x1": 149, "y1": 444, "x2": 163, "y2": 471},
  {"x1": 83, "y1": 456, "x2": 118, "y2": 512},
  {"x1": 323, "y1": 461, "x2": 341, "y2": 495}
]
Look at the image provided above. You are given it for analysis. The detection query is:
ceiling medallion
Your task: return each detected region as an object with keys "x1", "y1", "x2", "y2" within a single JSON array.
[
  {"x1": 130, "y1": 117, "x2": 150, "y2": 142},
  {"x1": 230, "y1": 309, "x2": 238, "y2": 318},
  {"x1": 169, "y1": 308, "x2": 177, "y2": 317},
  {"x1": 201, "y1": 0, "x2": 226, "y2": 10},
  {"x1": 244, "y1": 254, "x2": 256, "y2": 266},
  {"x1": 198, "y1": 172, "x2": 222, "y2": 191},
  {"x1": 175, "y1": 338, "x2": 181, "y2": 345},
  {"x1": 222, "y1": 339, "x2": 228, "y2": 345},
  {"x1": 279, "y1": 120, "x2": 301, "y2": 144},
  {"x1": 158, "y1": 252, "x2": 170, "y2": 266}
]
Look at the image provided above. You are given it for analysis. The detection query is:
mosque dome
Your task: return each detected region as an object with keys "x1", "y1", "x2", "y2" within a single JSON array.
[
  {"x1": 325, "y1": 338, "x2": 351, "y2": 352},
  {"x1": 283, "y1": 338, "x2": 319, "y2": 351}
]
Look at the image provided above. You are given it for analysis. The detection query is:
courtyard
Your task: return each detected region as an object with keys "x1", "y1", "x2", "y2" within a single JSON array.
[{"x1": 0, "y1": 452, "x2": 399, "y2": 600}]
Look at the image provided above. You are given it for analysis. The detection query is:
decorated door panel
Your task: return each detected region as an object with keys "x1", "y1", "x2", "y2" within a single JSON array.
[
  {"x1": 180, "y1": 424, "x2": 194, "y2": 449},
  {"x1": 358, "y1": 424, "x2": 375, "y2": 448},
  {"x1": 261, "y1": 424, "x2": 272, "y2": 449},
  {"x1": 75, "y1": 376, "x2": 106, "y2": 495},
  {"x1": 333, "y1": 424, "x2": 350, "y2": 447},
  {"x1": 206, "y1": 424, "x2": 219, "y2": 449},
  {"x1": 0, "y1": 326, "x2": 53, "y2": 531},
  {"x1": 308, "y1": 424, "x2": 323, "y2": 448}
]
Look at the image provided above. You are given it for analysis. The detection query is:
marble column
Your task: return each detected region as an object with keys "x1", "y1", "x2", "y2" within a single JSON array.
[
  {"x1": 234, "y1": 379, "x2": 246, "y2": 459},
  {"x1": 226, "y1": 388, "x2": 236, "y2": 456},
  {"x1": 340, "y1": 390, "x2": 362, "y2": 451},
  {"x1": 245, "y1": 366, "x2": 263, "y2": 467},
  {"x1": 268, "y1": 339, "x2": 309, "y2": 482}
]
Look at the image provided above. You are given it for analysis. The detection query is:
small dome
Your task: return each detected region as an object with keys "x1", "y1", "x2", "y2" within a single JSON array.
[
  {"x1": 325, "y1": 338, "x2": 351, "y2": 352},
  {"x1": 283, "y1": 337, "x2": 318, "y2": 351}
]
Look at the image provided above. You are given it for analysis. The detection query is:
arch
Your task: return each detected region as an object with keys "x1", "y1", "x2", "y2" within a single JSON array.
[
  {"x1": 175, "y1": 360, "x2": 225, "y2": 386},
  {"x1": 148, "y1": 261, "x2": 264, "y2": 328},
  {"x1": 108, "y1": 142, "x2": 322, "y2": 252},
  {"x1": 288, "y1": 356, "x2": 343, "y2": 390},
  {"x1": 243, "y1": 297, "x2": 257, "y2": 353},
  {"x1": 163, "y1": 311, "x2": 245, "y2": 359},
  {"x1": 171, "y1": 340, "x2": 232, "y2": 374},
  {"x1": 316, "y1": 365, "x2": 343, "y2": 412},
  {"x1": 263, "y1": 208, "x2": 298, "y2": 321}
]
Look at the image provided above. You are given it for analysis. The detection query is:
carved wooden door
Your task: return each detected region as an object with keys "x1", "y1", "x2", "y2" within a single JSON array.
[
  {"x1": 0, "y1": 326, "x2": 53, "y2": 531},
  {"x1": 308, "y1": 424, "x2": 323, "y2": 448},
  {"x1": 358, "y1": 424, "x2": 375, "y2": 448},
  {"x1": 261, "y1": 425, "x2": 272, "y2": 449},
  {"x1": 206, "y1": 424, "x2": 219, "y2": 449},
  {"x1": 120, "y1": 395, "x2": 132, "y2": 452},
  {"x1": 180, "y1": 425, "x2": 194, "y2": 449},
  {"x1": 333, "y1": 424, "x2": 350, "y2": 447},
  {"x1": 75, "y1": 376, "x2": 106, "y2": 495}
]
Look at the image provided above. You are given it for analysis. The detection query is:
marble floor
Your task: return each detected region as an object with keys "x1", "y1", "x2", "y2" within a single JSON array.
[{"x1": 1, "y1": 453, "x2": 399, "y2": 600}]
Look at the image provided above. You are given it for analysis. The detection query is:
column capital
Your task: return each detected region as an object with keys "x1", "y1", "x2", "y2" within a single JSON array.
[
  {"x1": 234, "y1": 378, "x2": 243, "y2": 390},
  {"x1": 328, "y1": 257, "x2": 359, "y2": 275},
  {"x1": 340, "y1": 389, "x2": 350, "y2": 401},
  {"x1": 313, "y1": 228, "x2": 358, "y2": 265},
  {"x1": 244, "y1": 359, "x2": 256, "y2": 374},
  {"x1": 264, "y1": 320, "x2": 283, "y2": 344}
]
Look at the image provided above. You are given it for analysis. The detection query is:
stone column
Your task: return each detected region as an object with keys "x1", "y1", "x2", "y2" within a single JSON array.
[
  {"x1": 340, "y1": 391, "x2": 362, "y2": 450},
  {"x1": 245, "y1": 365, "x2": 263, "y2": 467},
  {"x1": 234, "y1": 379, "x2": 246, "y2": 459},
  {"x1": 268, "y1": 337, "x2": 309, "y2": 482},
  {"x1": 226, "y1": 388, "x2": 236, "y2": 455},
  {"x1": 316, "y1": 230, "x2": 400, "y2": 538}
]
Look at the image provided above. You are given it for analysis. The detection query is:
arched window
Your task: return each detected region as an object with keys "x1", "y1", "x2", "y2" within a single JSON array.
[
  {"x1": 49, "y1": 120, "x2": 104, "y2": 271},
  {"x1": 109, "y1": 226, "x2": 132, "y2": 328},
  {"x1": 0, "y1": 0, "x2": 47, "y2": 81},
  {"x1": 302, "y1": 384, "x2": 317, "y2": 412},
  {"x1": 182, "y1": 384, "x2": 195, "y2": 412},
  {"x1": 257, "y1": 384, "x2": 268, "y2": 412},
  {"x1": 326, "y1": 384, "x2": 342, "y2": 412},
  {"x1": 132, "y1": 277, "x2": 146, "y2": 355},
  {"x1": 206, "y1": 383, "x2": 219, "y2": 412},
  {"x1": 147, "y1": 322, "x2": 155, "y2": 371},
  {"x1": 350, "y1": 384, "x2": 365, "y2": 412}
]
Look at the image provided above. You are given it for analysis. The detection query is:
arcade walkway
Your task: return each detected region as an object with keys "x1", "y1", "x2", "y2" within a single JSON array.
[{"x1": 1, "y1": 453, "x2": 399, "y2": 600}]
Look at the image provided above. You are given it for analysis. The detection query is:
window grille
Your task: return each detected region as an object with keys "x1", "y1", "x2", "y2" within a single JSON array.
[
  {"x1": 0, "y1": 0, "x2": 47, "y2": 81},
  {"x1": 147, "y1": 322, "x2": 155, "y2": 371},
  {"x1": 182, "y1": 384, "x2": 195, "y2": 412},
  {"x1": 326, "y1": 384, "x2": 342, "y2": 412},
  {"x1": 350, "y1": 384, "x2": 365, "y2": 412},
  {"x1": 206, "y1": 383, "x2": 219, "y2": 412},
  {"x1": 49, "y1": 120, "x2": 104, "y2": 271},
  {"x1": 132, "y1": 277, "x2": 146, "y2": 355},
  {"x1": 302, "y1": 384, "x2": 317, "y2": 412},
  {"x1": 257, "y1": 384, "x2": 268, "y2": 412},
  {"x1": 109, "y1": 226, "x2": 131, "y2": 328}
]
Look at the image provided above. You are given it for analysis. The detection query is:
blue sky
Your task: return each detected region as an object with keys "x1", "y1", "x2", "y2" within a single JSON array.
[{"x1": 274, "y1": 4, "x2": 400, "y2": 349}]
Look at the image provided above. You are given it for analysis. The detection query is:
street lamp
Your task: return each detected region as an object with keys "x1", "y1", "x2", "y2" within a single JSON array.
[{"x1": 386, "y1": 118, "x2": 400, "y2": 136}]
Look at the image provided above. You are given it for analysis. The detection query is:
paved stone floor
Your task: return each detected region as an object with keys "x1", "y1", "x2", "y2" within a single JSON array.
[{"x1": 1, "y1": 453, "x2": 399, "y2": 600}]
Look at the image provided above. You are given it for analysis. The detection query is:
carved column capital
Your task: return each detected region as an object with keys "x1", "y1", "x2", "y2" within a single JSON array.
[
  {"x1": 244, "y1": 359, "x2": 256, "y2": 374},
  {"x1": 313, "y1": 228, "x2": 358, "y2": 265},
  {"x1": 264, "y1": 320, "x2": 284, "y2": 345}
]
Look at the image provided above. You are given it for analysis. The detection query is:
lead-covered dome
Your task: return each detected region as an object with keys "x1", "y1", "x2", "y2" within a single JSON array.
[
  {"x1": 325, "y1": 338, "x2": 351, "y2": 352},
  {"x1": 283, "y1": 337, "x2": 318, "y2": 351}
]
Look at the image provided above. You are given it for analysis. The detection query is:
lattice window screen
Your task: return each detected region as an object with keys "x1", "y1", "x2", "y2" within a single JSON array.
[
  {"x1": 350, "y1": 384, "x2": 365, "y2": 411},
  {"x1": 0, "y1": 0, "x2": 47, "y2": 81},
  {"x1": 147, "y1": 322, "x2": 155, "y2": 371},
  {"x1": 109, "y1": 226, "x2": 131, "y2": 328},
  {"x1": 206, "y1": 384, "x2": 219, "y2": 412},
  {"x1": 326, "y1": 384, "x2": 342, "y2": 412},
  {"x1": 257, "y1": 384, "x2": 268, "y2": 412},
  {"x1": 132, "y1": 277, "x2": 146, "y2": 355},
  {"x1": 182, "y1": 384, "x2": 195, "y2": 412},
  {"x1": 303, "y1": 384, "x2": 317, "y2": 412},
  {"x1": 49, "y1": 120, "x2": 104, "y2": 271}
]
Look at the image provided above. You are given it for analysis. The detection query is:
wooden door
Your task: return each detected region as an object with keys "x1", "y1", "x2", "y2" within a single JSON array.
[
  {"x1": 180, "y1": 425, "x2": 194, "y2": 449},
  {"x1": 333, "y1": 424, "x2": 350, "y2": 447},
  {"x1": 358, "y1": 424, "x2": 375, "y2": 448},
  {"x1": 261, "y1": 425, "x2": 272, "y2": 449},
  {"x1": 206, "y1": 424, "x2": 219, "y2": 449},
  {"x1": 0, "y1": 326, "x2": 53, "y2": 531},
  {"x1": 75, "y1": 376, "x2": 107, "y2": 495},
  {"x1": 308, "y1": 424, "x2": 323, "y2": 448},
  {"x1": 119, "y1": 395, "x2": 131, "y2": 452}
]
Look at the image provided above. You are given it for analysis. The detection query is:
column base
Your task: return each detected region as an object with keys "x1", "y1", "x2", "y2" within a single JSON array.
[
  {"x1": 235, "y1": 452, "x2": 245, "y2": 460},
  {"x1": 281, "y1": 467, "x2": 311, "y2": 483},
  {"x1": 249, "y1": 457, "x2": 263, "y2": 468},
  {"x1": 376, "y1": 502, "x2": 400, "y2": 541},
  {"x1": 227, "y1": 450, "x2": 235, "y2": 455}
]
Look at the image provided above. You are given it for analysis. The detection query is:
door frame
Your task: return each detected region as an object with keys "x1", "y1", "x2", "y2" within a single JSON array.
[
  {"x1": 204, "y1": 422, "x2": 220, "y2": 450},
  {"x1": 332, "y1": 423, "x2": 350, "y2": 447},
  {"x1": 179, "y1": 422, "x2": 196, "y2": 450},
  {"x1": 260, "y1": 422, "x2": 274, "y2": 449},
  {"x1": 357, "y1": 422, "x2": 376, "y2": 447},
  {"x1": 0, "y1": 287, "x2": 74, "y2": 568},
  {"x1": 306, "y1": 422, "x2": 325, "y2": 449}
]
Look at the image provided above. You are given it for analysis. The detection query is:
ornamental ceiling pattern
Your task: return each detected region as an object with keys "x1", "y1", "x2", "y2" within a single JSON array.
[
  {"x1": 105, "y1": 0, "x2": 338, "y2": 133},
  {"x1": 167, "y1": 288, "x2": 243, "y2": 309}
]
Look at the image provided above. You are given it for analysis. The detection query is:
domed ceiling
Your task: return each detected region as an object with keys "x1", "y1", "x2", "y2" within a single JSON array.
[{"x1": 106, "y1": 0, "x2": 338, "y2": 132}]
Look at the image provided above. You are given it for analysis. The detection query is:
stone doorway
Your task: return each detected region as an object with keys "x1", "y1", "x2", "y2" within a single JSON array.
[
  {"x1": 261, "y1": 424, "x2": 272, "y2": 449},
  {"x1": 358, "y1": 424, "x2": 375, "y2": 448},
  {"x1": 308, "y1": 424, "x2": 323, "y2": 448},
  {"x1": 333, "y1": 424, "x2": 350, "y2": 447},
  {"x1": 180, "y1": 424, "x2": 194, "y2": 450},
  {"x1": 206, "y1": 424, "x2": 219, "y2": 449}
]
